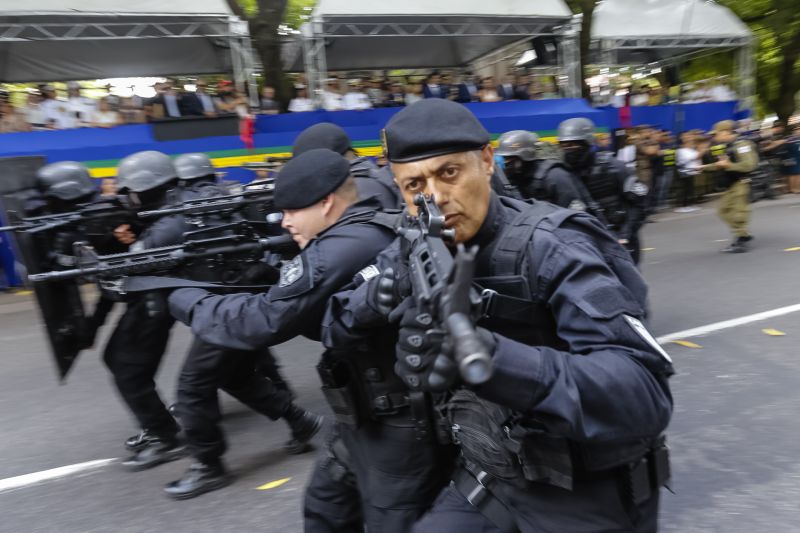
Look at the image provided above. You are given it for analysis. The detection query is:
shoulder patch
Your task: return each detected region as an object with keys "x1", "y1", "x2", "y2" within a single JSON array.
[
  {"x1": 567, "y1": 199, "x2": 587, "y2": 211},
  {"x1": 623, "y1": 315, "x2": 673, "y2": 363},
  {"x1": 279, "y1": 255, "x2": 304, "y2": 287},
  {"x1": 357, "y1": 264, "x2": 381, "y2": 283}
]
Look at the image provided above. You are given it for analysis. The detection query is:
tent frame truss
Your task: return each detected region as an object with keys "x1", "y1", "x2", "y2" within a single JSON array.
[
  {"x1": 0, "y1": 15, "x2": 258, "y2": 104},
  {"x1": 303, "y1": 15, "x2": 582, "y2": 101},
  {"x1": 597, "y1": 33, "x2": 755, "y2": 112}
]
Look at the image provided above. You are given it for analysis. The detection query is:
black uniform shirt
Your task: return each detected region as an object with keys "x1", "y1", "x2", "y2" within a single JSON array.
[{"x1": 168, "y1": 197, "x2": 396, "y2": 350}]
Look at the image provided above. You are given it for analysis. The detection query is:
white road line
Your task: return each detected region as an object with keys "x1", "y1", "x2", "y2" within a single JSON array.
[
  {"x1": 656, "y1": 303, "x2": 800, "y2": 344},
  {"x1": 0, "y1": 459, "x2": 115, "y2": 494}
]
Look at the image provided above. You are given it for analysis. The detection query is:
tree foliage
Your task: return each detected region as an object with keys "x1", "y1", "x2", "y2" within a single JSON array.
[{"x1": 718, "y1": 0, "x2": 800, "y2": 121}]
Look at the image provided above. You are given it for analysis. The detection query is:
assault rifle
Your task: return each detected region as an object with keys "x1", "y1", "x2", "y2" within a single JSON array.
[
  {"x1": 0, "y1": 200, "x2": 129, "y2": 234},
  {"x1": 398, "y1": 194, "x2": 493, "y2": 385},
  {"x1": 137, "y1": 182, "x2": 275, "y2": 220},
  {"x1": 28, "y1": 221, "x2": 297, "y2": 288}
]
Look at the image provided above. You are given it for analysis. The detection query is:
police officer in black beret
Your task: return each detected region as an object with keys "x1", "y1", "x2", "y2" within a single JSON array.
[
  {"x1": 324, "y1": 99, "x2": 674, "y2": 533},
  {"x1": 166, "y1": 149, "x2": 402, "y2": 500},
  {"x1": 292, "y1": 122, "x2": 401, "y2": 209}
]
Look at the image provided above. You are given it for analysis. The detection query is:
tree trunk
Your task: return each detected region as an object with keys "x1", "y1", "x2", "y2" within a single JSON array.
[
  {"x1": 253, "y1": 0, "x2": 291, "y2": 107},
  {"x1": 772, "y1": 44, "x2": 800, "y2": 123},
  {"x1": 250, "y1": 19, "x2": 292, "y2": 108}
]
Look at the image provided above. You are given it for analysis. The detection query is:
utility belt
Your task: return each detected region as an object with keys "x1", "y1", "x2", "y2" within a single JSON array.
[
  {"x1": 317, "y1": 353, "x2": 444, "y2": 441},
  {"x1": 453, "y1": 438, "x2": 671, "y2": 533}
]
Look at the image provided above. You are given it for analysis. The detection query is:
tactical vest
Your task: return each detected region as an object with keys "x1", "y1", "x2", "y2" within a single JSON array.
[
  {"x1": 319, "y1": 211, "x2": 431, "y2": 432},
  {"x1": 723, "y1": 141, "x2": 755, "y2": 185},
  {"x1": 451, "y1": 199, "x2": 657, "y2": 491},
  {"x1": 662, "y1": 148, "x2": 676, "y2": 167},
  {"x1": 516, "y1": 159, "x2": 565, "y2": 204},
  {"x1": 710, "y1": 143, "x2": 727, "y2": 159},
  {"x1": 585, "y1": 152, "x2": 626, "y2": 227}
]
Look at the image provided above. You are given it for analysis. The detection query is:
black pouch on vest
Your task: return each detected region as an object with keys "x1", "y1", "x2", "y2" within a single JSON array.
[
  {"x1": 317, "y1": 359, "x2": 361, "y2": 427},
  {"x1": 446, "y1": 389, "x2": 522, "y2": 484}
]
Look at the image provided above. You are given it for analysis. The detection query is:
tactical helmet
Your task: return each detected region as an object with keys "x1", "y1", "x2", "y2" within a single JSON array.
[
  {"x1": 174, "y1": 152, "x2": 215, "y2": 181},
  {"x1": 557, "y1": 117, "x2": 596, "y2": 144},
  {"x1": 495, "y1": 130, "x2": 539, "y2": 161},
  {"x1": 36, "y1": 161, "x2": 95, "y2": 201},
  {"x1": 116, "y1": 151, "x2": 178, "y2": 193}
]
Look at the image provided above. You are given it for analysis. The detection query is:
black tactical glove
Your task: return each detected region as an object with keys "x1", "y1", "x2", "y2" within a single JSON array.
[
  {"x1": 240, "y1": 262, "x2": 280, "y2": 285},
  {"x1": 365, "y1": 264, "x2": 411, "y2": 320},
  {"x1": 394, "y1": 304, "x2": 459, "y2": 392}
]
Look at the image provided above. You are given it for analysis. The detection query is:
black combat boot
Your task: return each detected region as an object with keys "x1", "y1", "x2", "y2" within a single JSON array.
[
  {"x1": 164, "y1": 460, "x2": 232, "y2": 500},
  {"x1": 125, "y1": 428, "x2": 156, "y2": 452},
  {"x1": 282, "y1": 405, "x2": 323, "y2": 455},
  {"x1": 721, "y1": 237, "x2": 748, "y2": 253},
  {"x1": 121, "y1": 435, "x2": 187, "y2": 471}
]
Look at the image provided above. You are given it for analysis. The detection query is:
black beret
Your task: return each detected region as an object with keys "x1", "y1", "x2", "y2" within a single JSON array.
[
  {"x1": 383, "y1": 99, "x2": 490, "y2": 163},
  {"x1": 274, "y1": 148, "x2": 350, "y2": 209},
  {"x1": 293, "y1": 123, "x2": 351, "y2": 156}
]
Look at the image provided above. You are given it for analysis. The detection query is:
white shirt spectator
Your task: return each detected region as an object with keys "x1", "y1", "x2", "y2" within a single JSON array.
[
  {"x1": 322, "y1": 90, "x2": 344, "y2": 111},
  {"x1": 25, "y1": 102, "x2": 47, "y2": 128},
  {"x1": 288, "y1": 98, "x2": 316, "y2": 113},
  {"x1": 630, "y1": 93, "x2": 650, "y2": 107},
  {"x1": 617, "y1": 145, "x2": 638, "y2": 172},
  {"x1": 676, "y1": 147, "x2": 701, "y2": 174},
  {"x1": 405, "y1": 93, "x2": 423, "y2": 106},
  {"x1": 709, "y1": 83, "x2": 735, "y2": 102},
  {"x1": 342, "y1": 92, "x2": 371, "y2": 111},
  {"x1": 90, "y1": 109, "x2": 120, "y2": 127},
  {"x1": 40, "y1": 98, "x2": 73, "y2": 129},
  {"x1": 66, "y1": 96, "x2": 96, "y2": 127}
]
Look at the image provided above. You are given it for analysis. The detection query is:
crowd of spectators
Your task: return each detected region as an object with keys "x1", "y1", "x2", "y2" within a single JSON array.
[
  {"x1": 0, "y1": 79, "x2": 253, "y2": 134},
  {"x1": 278, "y1": 71, "x2": 562, "y2": 113},
  {"x1": 610, "y1": 118, "x2": 800, "y2": 214},
  {"x1": 596, "y1": 78, "x2": 738, "y2": 108}
]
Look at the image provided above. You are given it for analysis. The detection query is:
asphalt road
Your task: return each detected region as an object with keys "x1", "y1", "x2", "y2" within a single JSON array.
[{"x1": 1, "y1": 195, "x2": 800, "y2": 532}]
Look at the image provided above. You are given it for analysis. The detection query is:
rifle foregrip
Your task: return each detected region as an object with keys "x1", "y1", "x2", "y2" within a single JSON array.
[{"x1": 446, "y1": 312, "x2": 493, "y2": 385}]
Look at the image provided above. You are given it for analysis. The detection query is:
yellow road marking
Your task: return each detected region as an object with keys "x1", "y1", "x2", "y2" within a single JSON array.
[
  {"x1": 671, "y1": 340, "x2": 702, "y2": 349},
  {"x1": 257, "y1": 477, "x2": 291, "y2": 490},
  {"x1": 13, "y1": 290, "x2": 32, "y2": 296},
  {"x1": 784, "y1": 247, "x2": 800, "y2": 252},
  {"x1": 642, "y1": 247, "x2": 655, "y2": 252},
  {"x1": 762, "y1": 328, "x2": 786, "y2": 336}
]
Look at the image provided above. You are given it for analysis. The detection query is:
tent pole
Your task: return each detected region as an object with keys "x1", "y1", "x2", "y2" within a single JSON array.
[
  {"x1": 560, "y1": 14, "x2": 582, "y2": 99},
  {"x1": 303, "y1": 17, "x2": 328, "y2": 108}
]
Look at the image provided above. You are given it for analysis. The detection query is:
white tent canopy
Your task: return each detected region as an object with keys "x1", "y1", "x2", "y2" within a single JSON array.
[
  {"x1": 0, "y1": 0, "x2": 256, "y2": 84},
  {"x1": 591, "y1": 0, "x2": 753, "y2": 109},
  {"x1": 297, "y1": 0, "x2": 581, "y2": 97},
  {"x1": 592, "y1": 0, "x2": 751, "y2": 62}
]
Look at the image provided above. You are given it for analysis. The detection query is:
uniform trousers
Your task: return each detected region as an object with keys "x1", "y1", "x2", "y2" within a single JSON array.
[
  {"x1": 414, "y1": 472, "x2": 659, "y2": 533},
  {"x1": 718, "y1": 180, "x2": 751, "y2": 238},
  {"x1": 303, "y1": 420, "x2": 456, "y2": 533},
  {"x1": 176, "y1": 338, "x2": 293, "y2": 463},
  {"x1": 103, "y1": 293, "x2": 178, "y2": 438}
]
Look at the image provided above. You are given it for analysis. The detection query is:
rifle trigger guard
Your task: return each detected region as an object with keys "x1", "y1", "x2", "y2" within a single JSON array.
[{"x1": 479, "y1": 289, "x2": 497, "y2": 319}]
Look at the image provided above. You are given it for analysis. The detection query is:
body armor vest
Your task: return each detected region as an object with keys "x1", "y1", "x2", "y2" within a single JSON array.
[
  {"x1": 458, "y1": 198, "x2": 656, "y2": 490},
  {"x1": 584, "y1": 153, "x2": 625, "y2": 227}
]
